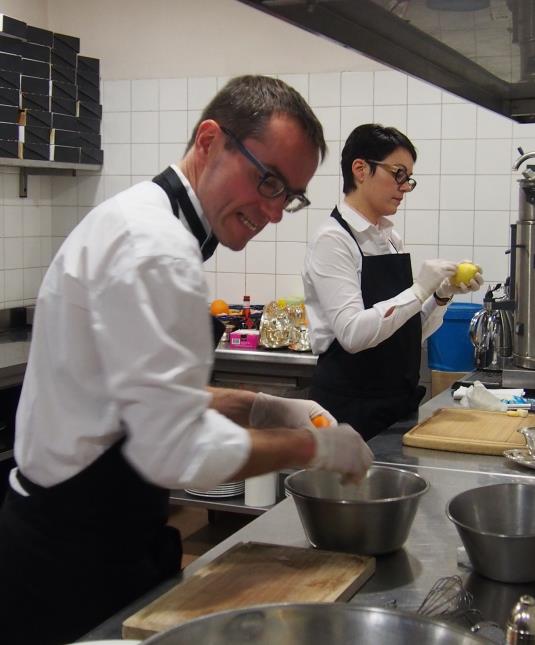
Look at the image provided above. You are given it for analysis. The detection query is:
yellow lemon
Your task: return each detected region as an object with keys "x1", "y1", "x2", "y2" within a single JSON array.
[{"x1": 452, "y1": 262, "x2": 479, "y2": 287}]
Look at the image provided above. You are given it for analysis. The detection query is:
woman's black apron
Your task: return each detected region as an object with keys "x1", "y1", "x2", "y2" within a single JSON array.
[
  {"x1": 310, "y1": 207, "x2": 424, "y2": 441},
  {"x1": 0, "y1": 167, "x2": 222, "y2": 645}
]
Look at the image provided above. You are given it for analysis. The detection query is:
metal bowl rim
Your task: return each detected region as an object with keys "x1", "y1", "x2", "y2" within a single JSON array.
[
  {"x1": 284, "y1": 465, "x2": 430, "y2": 505},
  {"x1": 446, "y1": 482, "x2": 535, "y2": 539},
  {"x1": 142, "y1": 601, "x2": 489, "y2": 644}
]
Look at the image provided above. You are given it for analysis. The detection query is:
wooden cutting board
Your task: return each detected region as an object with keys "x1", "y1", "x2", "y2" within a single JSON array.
[
  {"x1": 122, "y1": 541, "x2": 375, "y2": 640},
  {"x1": 402, "y1": 407, "x2": 530, "y2": 455}
]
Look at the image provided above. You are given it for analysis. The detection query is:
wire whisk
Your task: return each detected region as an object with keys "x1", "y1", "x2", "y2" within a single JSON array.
[{"x1": 417, "y1": 575, "x2": 476, "y2": 623}]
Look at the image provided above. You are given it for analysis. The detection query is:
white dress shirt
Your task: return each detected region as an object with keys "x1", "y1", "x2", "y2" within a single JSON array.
[
  {"x1": 13, "y1": 167, "x2": 251, "y2": 491},
  {"x1": 303, "y1": 200, "x2": 446, "y2": 355}
]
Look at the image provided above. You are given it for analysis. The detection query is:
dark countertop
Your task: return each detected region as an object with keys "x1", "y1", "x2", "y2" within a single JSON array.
[{"x1": 79, "y1": 390, "x2": 535, "y2": 642}]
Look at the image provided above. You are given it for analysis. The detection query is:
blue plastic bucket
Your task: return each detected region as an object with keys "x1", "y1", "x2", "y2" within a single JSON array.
[{"x1": 427, "y1": 303, "x2": 480, "y2": 372}]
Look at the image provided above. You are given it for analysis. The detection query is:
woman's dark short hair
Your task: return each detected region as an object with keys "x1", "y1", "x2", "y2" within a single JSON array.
[
  {"x1": 341, "y1": 123, "x2": 417, "y2": 194},
  {"x1": 186, "y1": 75, "x2": 326, "y2": 160}
]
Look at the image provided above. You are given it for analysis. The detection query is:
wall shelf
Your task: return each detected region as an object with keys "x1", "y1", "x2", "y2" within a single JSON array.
[{"x1": 0, "y1": 158, "x2": 102, "y2": 198}]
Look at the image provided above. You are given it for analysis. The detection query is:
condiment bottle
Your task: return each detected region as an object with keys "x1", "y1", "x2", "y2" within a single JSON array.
[{"x1": 241, "y1": 295, "x2": 254, "y2": 329}]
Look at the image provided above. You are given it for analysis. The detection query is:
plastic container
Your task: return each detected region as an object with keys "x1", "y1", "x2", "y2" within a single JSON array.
[{"x1": 427, "y1": 303, "x2": 480, "y2": 371}]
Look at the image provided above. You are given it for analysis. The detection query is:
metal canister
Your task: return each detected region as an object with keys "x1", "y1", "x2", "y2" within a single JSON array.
[{"x1": 506, "y1": 595, "x2": 535, "y2": 643}]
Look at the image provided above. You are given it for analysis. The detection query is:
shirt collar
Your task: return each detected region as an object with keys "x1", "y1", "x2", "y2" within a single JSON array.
[
  {"x1": 170, "y1": 163, "x2": 211, "y2": 237},
  {"x1": 338, "y1": 199, "x2": 395, "y2": 235}
]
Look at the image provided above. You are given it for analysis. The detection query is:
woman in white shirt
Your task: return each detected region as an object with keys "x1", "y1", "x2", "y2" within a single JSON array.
[{"x1": 303, "y1": 124, "x2": 483, "y2": 440}]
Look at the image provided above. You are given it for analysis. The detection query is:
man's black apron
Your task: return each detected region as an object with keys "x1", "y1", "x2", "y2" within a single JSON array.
[
  {"x1": 310, "y1": 207, "x2": 424, "y2": 441},
  {"x1": 0, "y1": 167, "x2": 221, "y2": 645}
]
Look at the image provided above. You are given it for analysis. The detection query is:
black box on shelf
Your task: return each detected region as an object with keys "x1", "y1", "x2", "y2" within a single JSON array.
[
  {"x1": 21, "y1": 42, "x2": 50, "y2": 63},
  {"x1": 24, "y1": 125, "x2": 51, "y2": 145},
  {"x1": 77, "y1": 68, "x2": 99, "y2": 89},
  {"x1": 23, "y1": 108, "x2": 52, "y2": 128},
  {"x1": 51, "y1": 144, "x2": 80, "y2": 163},
  {"x1": 53, "y1": 32, "x2": 80, "y2": 54},
  {"x1": 51, "y1": 128, "x2": 79, "y2": 146},
  {"x1": 0, "y1": 139, "x2": 21, "y2": 158},
  {"x1": 0, "y1": 52, "x2": 22, "y2": 74},
  {"x1": 52, "y1": 64, "x2": 75, "y2": 85},
  {"x1": 0, "y1": 122, "x2": 21, "y2": 140},
  {"x1": 77, "y1": 55, "x2": 99, "y2": 75},
  {"x1": 77, "y1": 100, "x2": 102, "y2": 120},
  {"x1": 0, "y1": 86, "x2": 20, "y2": 107},
  {"x1": 0, "y1": 70, "x2": 20, "y2": 90},
  {"x1": 0, "y1": 35, "x2": 21, "y2": 56},
  {"x1": 78, "y1": 129, "x2": 100, "y2": 148},
  {"x1": 21, "y1": 75, "x2": 49, "y2": 95},
  {"x1": 23, "y1": 141, "x2": 50, "y2": 160},
  {"x1": 51, "y1": 47, "x2": 76, "y2": 69},
  {"x1": 26, "y1": 26, "x2": 53, "y2": 47},
  {"x1": 77, "y1": 82, "x2": 99, "y2": 104},
  {"x1": 80, "y1": 146, "x2": 103, "y2": 165},
  {"x1": 51, "y1": 80, "x2": 76, "y2": 101},
  {"x1": 21, "y1": 92, "x2": 49, "y2": 112},
  {"x1": 0, "y1": 105, "x2": 20, "y2": 123},
  {"x1": 22, "y1": 58, "x2": 50, "y2": 79},
  {"x1": 51, "y1": 96, "x2": 76, "y2": 116},
  {"x1": 78, "y1": 115, "x2": 100, "y2": 133},
  {"x1": 0, "y1": 15, "x2": 27, "y2": 40},
  {"x1": 51, "y1": 112, "x2": 78, "y2": 131}
]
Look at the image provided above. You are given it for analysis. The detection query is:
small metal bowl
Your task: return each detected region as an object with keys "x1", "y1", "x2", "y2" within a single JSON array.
[
  {"x1": 447, "y1": 483, "x2": 535, "y2": 583},
  {"x1": 285, "y1": 465, "x2": 429, "y2": 555}
]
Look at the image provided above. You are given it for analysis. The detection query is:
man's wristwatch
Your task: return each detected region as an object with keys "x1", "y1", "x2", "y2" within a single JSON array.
[{"x1": 433, "y1": 291, "x2": 452, "y2": 306}]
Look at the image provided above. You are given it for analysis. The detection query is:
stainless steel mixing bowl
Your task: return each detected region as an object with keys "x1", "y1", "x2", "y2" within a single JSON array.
[
  {"x1": 143, "y1": 603, "x2": 489, "y2": 644},
  {"x1": 284, "y1": 465, "x2": 429, "y2": 555},
  {"x1": 447, "y1": 482, "x2": 535, "y2": 583}
]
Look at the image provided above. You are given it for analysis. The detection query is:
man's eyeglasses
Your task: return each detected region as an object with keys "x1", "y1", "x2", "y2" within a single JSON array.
[
  {"x1": 220, "y1": 126, "x2": 311, "y2": 213},
  {"x1": 367, "y1": 160, "x2": 417, "y2": 191}
]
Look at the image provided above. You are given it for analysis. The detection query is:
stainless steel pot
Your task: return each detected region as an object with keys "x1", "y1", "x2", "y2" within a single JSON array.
[
  {"x1": 447, "y1": 483, "x2": 535, "y2": 583},
  {"x1": 142, "y1": 603, "x2": 489, "y2": 644},
  {"x1": 285, "y1": 465, "x2": 429, "y2": 555}
]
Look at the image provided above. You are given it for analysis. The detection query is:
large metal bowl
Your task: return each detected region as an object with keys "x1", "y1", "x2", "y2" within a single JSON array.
[
  {"x1": 143, "y1": 603, "x2": 488, "y2": 644},
  {"x1": 446, "y1": 482, "x2": 535, "y2": 583},
  {"x1": 284, "y1": 465, "x2": 429, "y2": 555}
]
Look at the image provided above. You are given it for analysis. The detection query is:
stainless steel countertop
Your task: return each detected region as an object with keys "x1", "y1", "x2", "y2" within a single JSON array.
[
  {"x1": 80, "y1": 390, "x2": 535, "y2": 641},
  {"x1": 215, "y1": 342, "x2": 317, "y2": 366}
]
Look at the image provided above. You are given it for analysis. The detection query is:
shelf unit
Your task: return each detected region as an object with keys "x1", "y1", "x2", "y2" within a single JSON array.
[{"x1": 0, "y1": 158, "x2": 102, "y2": 197}]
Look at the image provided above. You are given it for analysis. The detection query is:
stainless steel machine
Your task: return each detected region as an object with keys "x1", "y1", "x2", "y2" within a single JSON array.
[{"x1": 468, "y1": 150, "x2": 535, "y2": 388}]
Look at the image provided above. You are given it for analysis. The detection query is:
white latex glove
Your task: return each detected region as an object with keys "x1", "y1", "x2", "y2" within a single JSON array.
[
  {"x1": 249, "y1": 392, "x2": 337, "y2": 429},
  {"x1": 308, "y1": 423, "x2": 374, "y2": 483},
  {"x1": 412, "y1": 260, "x2": 457, "y2": 303},
  {"x1": 436, "y1": 262, "x2": 484, "y2": 298}
]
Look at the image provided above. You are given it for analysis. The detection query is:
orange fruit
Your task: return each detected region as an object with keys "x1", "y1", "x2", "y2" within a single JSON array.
[
  {"x1": 311, "y1": 414, "x2": 330, "y2": 428},
  {"x1": 210, "y1": 299, "x2": 230, "y2": 316}
]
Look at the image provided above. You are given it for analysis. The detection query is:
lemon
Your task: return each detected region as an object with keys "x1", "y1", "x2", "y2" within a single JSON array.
[{"x1": 452, "y1": 262, "x2": 479, "y2": 287}]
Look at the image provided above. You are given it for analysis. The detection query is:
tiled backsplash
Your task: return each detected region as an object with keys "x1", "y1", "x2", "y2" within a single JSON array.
[{"x1": 1, "y1": 68, "x2": 534, "y2": 311}]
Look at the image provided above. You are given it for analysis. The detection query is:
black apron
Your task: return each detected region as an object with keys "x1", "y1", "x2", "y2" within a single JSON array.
[
  {"x1": 0, "y1": 168, "x2": 223, "y2": 645},
  {"x1": 310, "y1": 207, "x2": 424, "y2": 440}
]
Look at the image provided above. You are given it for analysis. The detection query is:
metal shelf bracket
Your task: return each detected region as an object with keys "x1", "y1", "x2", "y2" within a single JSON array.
[{"x1": 19, "y1": 166, "x2": 77, "y2": 198}]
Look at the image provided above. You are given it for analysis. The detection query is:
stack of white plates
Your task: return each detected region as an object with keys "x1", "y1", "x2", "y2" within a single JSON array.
[{"x1": 185, "y1": 480, "x2": 245, "y2": 498}]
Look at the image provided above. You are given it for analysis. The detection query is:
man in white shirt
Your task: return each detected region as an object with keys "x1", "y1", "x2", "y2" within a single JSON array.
[
  {"x1": 303, "y1": 123, "x2": 483, "y2": 440},
  {"x1": 0, "y1": 76, "x2": 373, "y2": 645}
]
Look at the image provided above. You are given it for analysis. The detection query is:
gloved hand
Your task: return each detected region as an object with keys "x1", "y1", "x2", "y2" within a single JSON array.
[
  {"x1": 436, "y1": 261, "x2": 484, "y2": 298},
  {"x1": 411, "y1": 259, "x2": 457, "y2": 303},
  {"x1": 249, "y1": 392, "x2": 337, "y2": 429},
  {"x1": 308, "y1": 423, "x2": 373, "y2": 483}
]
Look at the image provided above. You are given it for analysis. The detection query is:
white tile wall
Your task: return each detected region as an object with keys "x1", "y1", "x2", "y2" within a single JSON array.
[{"x1": 0, "y1": 68, "x2": 526, "y2": 316}]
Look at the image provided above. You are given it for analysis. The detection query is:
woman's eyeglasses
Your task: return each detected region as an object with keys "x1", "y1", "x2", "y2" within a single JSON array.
[
  {"x1": 367, "y1": 160, "x2": 417, "y2": 191},
  {"x1": 220, "y1": 126, "x2": 311, "y2": 213}
]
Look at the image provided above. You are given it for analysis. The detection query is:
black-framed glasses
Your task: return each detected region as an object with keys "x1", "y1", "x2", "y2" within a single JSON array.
[
  {"x1": 367, "y1": 159, "x2": 417, "y2": 191},
  {"x1": 220, "y1": 126, "x2": 311, "y2": 213}
]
